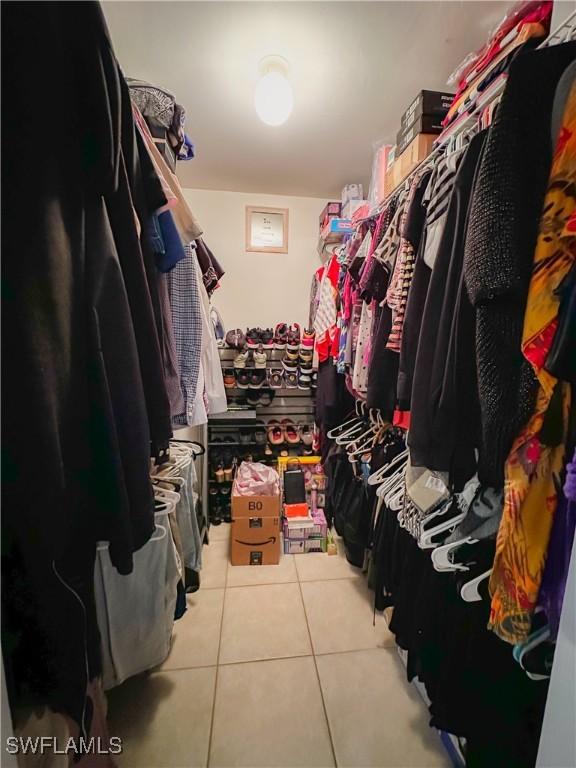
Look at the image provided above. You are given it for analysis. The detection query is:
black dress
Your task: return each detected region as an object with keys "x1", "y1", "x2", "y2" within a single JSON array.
[{"x1": 408, "y1": 132, "x2": 488, "y2": 490}]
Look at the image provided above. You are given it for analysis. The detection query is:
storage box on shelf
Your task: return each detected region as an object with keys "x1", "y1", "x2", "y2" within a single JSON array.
[
  {"x1": 396, "y1": 114, "x2": 444, "y2": 155},
  {"x1": 399, "y1": 89, "x2": 454, "y2": 131},
  {"x1": 380, "y1": 89, "x2": 453, "y2": 203},
  {"x1": 317, "y1": 217, "x2": 354, "y2": 256},
  {"x1": 318, "y1": 201, "x2": 342, "y2": 231}
]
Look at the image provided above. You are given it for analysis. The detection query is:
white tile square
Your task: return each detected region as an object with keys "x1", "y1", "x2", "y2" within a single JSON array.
[
  {"x1": 317, "y1": 649, "x2": 450, "y2": 767},
  {"x1": 209, "y1": 657, "x2": 335, "y2": 767},
  {"x1": 201, "y1": 540, "x2": 229, "y2": 589},
  {"x1": 209, "y1": 522, "x2": 232, "y2": 542},
  {"x1": 226, "y1": 553, "x2": 297, "y2": 587},
  {"x1": 301, "y1": 579, "x2": 394, "y2": 654},
  {"x1": 294, "y1": 546, "x2": 362, "y2": 582},
  {"x1": 159, "y1": 589, "x2": 224, "y2": 671},
  {"x1": 219, "y1": 583, "x2": 311, "y2": 664},
  {"x1": 107, "y1": 667, "x2": 216, "y2": 767}
]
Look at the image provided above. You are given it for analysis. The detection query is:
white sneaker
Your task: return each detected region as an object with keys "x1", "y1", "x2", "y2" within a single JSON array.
[
  {"x1": 234, "y1": 350, "x2": 249, "y2": 369},
  {"x1": 254, "y1": 345, "x2": 268, "y2": 369}
]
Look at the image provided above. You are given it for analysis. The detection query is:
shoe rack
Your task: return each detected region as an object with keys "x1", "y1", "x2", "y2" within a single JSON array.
[{"x1": 206, "y1": 347, "x2": 316, "y2": 531}]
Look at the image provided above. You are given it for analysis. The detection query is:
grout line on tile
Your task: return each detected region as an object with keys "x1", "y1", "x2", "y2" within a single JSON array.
[
  {"x1": 225, "y1": 578, "x2": 299, "y2": 589},
  {"x1": 313, "y1": 645, "x2": 395, "y2": 659},
  {"x1": 206, "y1": 538, "x2": 229, "y2": 768},
  {"x1": 296, "y1": 575, "x2": 362, "y2": 584},
  {"x1": 297, "y1": 578, "x2": 338, "y2": 768},
  {"x1": 217, "y1": 652, "x2": 314, "y2": 667}
]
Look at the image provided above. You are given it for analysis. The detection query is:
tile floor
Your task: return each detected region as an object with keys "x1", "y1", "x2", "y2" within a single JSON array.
[{"x1": 107, "y1": 526, "x2": 451, "y2": 768}]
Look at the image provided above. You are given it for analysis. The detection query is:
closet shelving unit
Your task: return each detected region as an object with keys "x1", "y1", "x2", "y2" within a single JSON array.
[{"x1": 203, "y1": 346, "x2": 316, "y2": 534}]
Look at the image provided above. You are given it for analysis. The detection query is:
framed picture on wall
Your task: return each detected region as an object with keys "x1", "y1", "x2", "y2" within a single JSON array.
[{"x1": 245, "y1": 206, "x2": 289, "y2": 253}]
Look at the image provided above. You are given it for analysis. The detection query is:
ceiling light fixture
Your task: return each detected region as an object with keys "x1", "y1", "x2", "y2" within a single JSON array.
[{"x1": 254, "y1": 55, "x2": 293, "y2": 127}]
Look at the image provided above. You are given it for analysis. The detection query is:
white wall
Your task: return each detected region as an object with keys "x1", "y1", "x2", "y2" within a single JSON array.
[{"x1": 183, "y1": 188, "x2": 328, "y2": 333}]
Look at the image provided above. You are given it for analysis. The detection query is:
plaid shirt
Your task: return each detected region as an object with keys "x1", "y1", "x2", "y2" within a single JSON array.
[{"x1": 167, "y1": 242, "x2": 203, "y2": 426}]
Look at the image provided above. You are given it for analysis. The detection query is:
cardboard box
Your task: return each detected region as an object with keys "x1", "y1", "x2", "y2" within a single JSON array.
[
  {"x1": 400, "y1": 90, "x2": 453, "y2": 132},
  {"x1": 374, "y1": 143, "x2": 394, "y2": 205},
  {"x1": 399, "y1": 133, "x2": 435, "y2": 179},
  {"x1": 230, "y1": 516, "x2": 281, "y2": 565},
  {"x1": 232, "y1": 493, "x2": 281, "y2": 520},
  {"x1": 305, "y1": 538, "x2": 327, "y2": 553},
  {"x1": 396, "y1": 114, "x2": 444, "y2": 155},
  {"x1": 284, "y1": 502, "x2": 310, "y2": 519},
  {"x1": 319, "y1": 202, "x2": 341, "y2": 230},
  {"x1": 283, "y1": 537, "x2": 327, "y2": 555},
  {"x1": 384, "y1": 157, "x2": 404, "y2": 198},
  {"x1": 283, "y1": 509, "x2": 327, "y2": 540}
]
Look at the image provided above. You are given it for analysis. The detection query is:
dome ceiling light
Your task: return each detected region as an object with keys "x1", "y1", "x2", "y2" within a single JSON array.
[{"x1": 254, "y1": 55, "x2": 293, "y2": 127}]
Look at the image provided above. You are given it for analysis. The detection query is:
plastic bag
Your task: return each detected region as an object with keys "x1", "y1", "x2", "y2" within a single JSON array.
[
  {"x1": 367, "y1": 140, "x2": 393, "y2": 212},
  {"x1": 233, "y1": 461, "x2": 279, "y2": 497}
]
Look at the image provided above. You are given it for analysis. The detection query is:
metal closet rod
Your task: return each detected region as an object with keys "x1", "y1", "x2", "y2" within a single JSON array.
[{"x1": 371, "y1": 9, "x2": 576, "y2": 215}]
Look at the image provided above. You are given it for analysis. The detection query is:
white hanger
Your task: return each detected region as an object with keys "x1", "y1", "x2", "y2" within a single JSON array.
[
  {"x1": 430, "y1": 535, "x2": 477, "y2": 570},
  {"x1": 335, "y1": 420, "x2": 367, "y2": 445},
  {"x1": 327, "y1": 415, "x2": 362, "y2": 440},
  {"x1": 387, "y1": 483, "x2": 406, "y2": 512},
  {"x1": 367, "y1": 448, "x2": 408, "y2": 485},
  {"x1": 460, "y1": 568, "x2": 492, "y2": 602},
  {"x1": 418, "y1": 506, "x2": 466, "y2": 551}
]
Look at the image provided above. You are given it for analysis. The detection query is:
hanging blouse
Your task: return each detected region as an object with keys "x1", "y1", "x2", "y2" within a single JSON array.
[{"x1": 489, "y1": 79, "x2": 576, "y2": 644}]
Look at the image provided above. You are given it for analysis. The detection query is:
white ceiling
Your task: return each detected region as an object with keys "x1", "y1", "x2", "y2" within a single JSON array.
[{"x1": 104, "y1": 1, "x2": 510, "y2": 198}]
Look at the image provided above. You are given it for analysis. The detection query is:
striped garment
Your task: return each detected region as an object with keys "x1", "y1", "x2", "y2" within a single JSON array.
[
  {"x1": 385, "y1": 172, "x2": 427, "y2": 352},
  {"x1": 422, "y1": 148, "x2": 465, "y2": 269},
  {"x1": 167, "y1": 242, "x2": 203, "y2": 426}
]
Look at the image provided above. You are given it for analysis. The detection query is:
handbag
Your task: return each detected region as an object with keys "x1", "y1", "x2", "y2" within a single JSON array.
[{"x1": 283, "y1": 459, "x2": 306, "y2": 505}]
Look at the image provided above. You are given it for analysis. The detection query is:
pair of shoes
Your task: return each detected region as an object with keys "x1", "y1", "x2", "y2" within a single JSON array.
[
  {"x1": 246, "y1": 327, "x2": 274, "y2": 349},
  {"x1": 236, "y1": 370, "x2": 266, "y2": 389},
  {"x1": 299, "y1": 347, "x2": 313, "y2": 369},
  {"x1": 273, "y1": 323, "x2": 288, "y2": 349},
  {"x1": 300, "y1": 328, "x2": 315, "y2": 351},
  {"x1": 267, "y1": 418, "x2": 300, "y2": 445},
  {"x1": 234, "y1": 348, "x2": 249, "y2": 368},
  {"x1": 282, "y1": 348, "x2": 299, "y2": 372},
  {"x1": 226, "y1": 328, "x2": 246, "y2": 350},
  {"x1": 223, "y1": 368, "x2": 236, "y2": 388},
  {"x1": 269, "y1": 368, "x2": 284, "y2": 388},
  {"x1": 286, "y1": 323, "x2": 301, "y2": 350},
  {"x1": 209, "y1": 486, "x2": 232, "y2": 525},
  {"x1": 300, "y1": 424, "x2": 314, "y2": 446},
  {"x1": 298, "y1": 372, "x2": 312, "y2": 390},
  {"x1": 254, "y1": 345, "x2": 267, "y2": 369},
  {"x1": 247, "y1": 389, "x2": 275, "y2": 407},
  {"x1": 214, "y1": 463, "x2": 234, "y2": 483},
  {"x1": 234, "y1": 346, "x2": 268, "y2": 369}
]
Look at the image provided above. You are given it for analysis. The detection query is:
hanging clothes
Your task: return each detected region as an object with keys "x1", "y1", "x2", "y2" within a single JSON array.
[
  {"x1": 408, "y1": 135, "x2": 485, "y2": 488},
  {"x1": 463, "y1": 42, "x2": 576, "y2": 489},
  {"x1": 489, "y1": 78, "x2": 576, "y2": 644},
  {"x1": 2, "y1": 0, "x2": 161, "y2": 729},
  {"x1": 169, "y1": 243, "x2": 205, "y2": 427}
]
